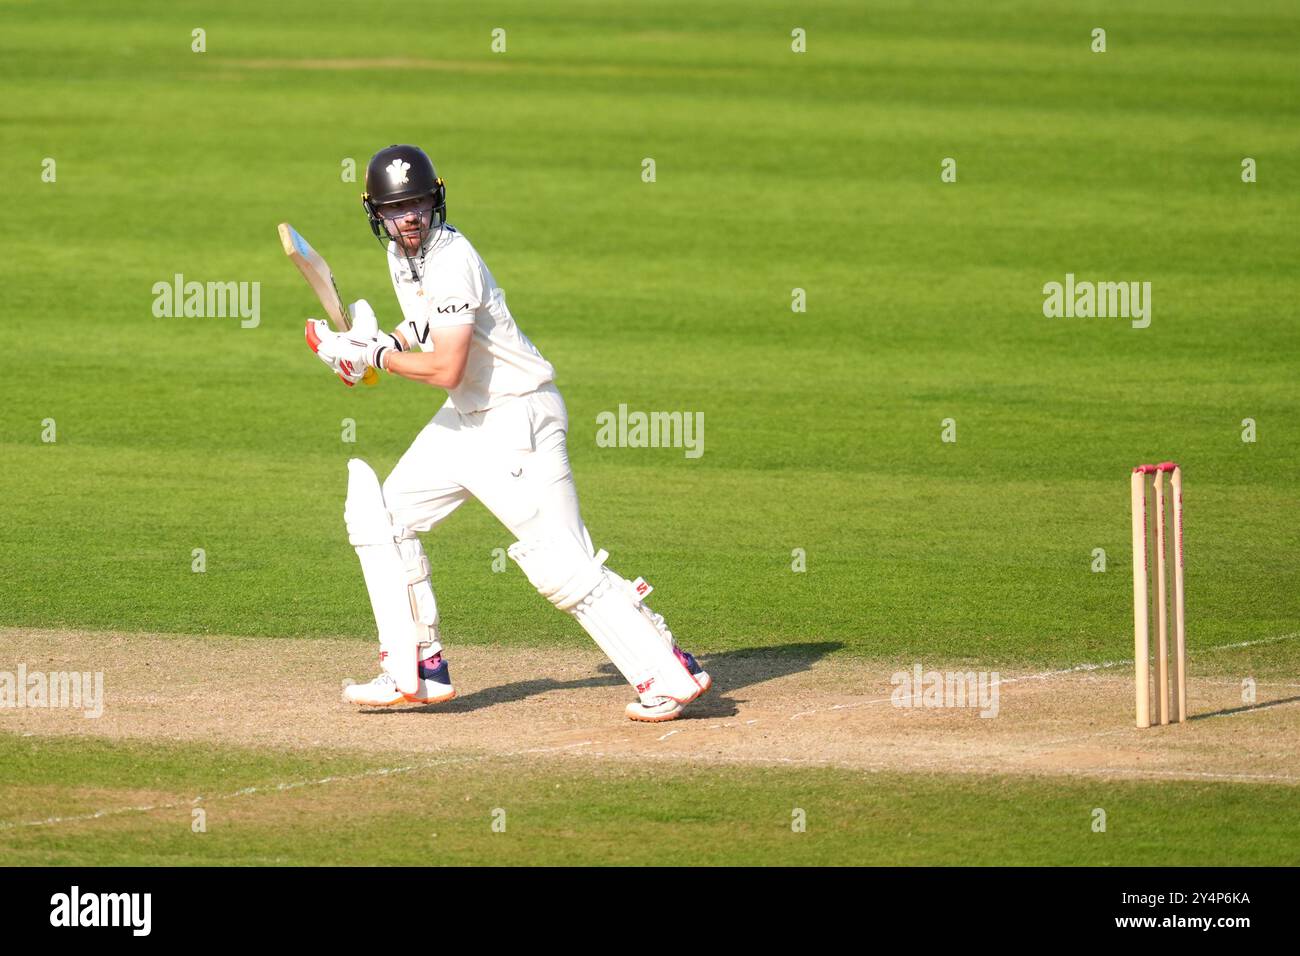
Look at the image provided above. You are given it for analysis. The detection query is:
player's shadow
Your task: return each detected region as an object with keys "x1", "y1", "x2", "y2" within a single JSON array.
[
  {"x1": 377, "y1": 642, "x2": 844, "y2": 718},
  {"x1": 1189, "y1": 695, "x2": 1300, "y2": 721}
]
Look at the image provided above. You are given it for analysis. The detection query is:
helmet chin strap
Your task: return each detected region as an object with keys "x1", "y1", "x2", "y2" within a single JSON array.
[
  {"x1": 399, "y1": 251, "x2": 422, "y2": 282},
  {"x1": 399, "y1": 221, "x2": 455, "y2": 281},
  {"x1": 392, "y1": 220, "x2": 432, "y2": 281}
]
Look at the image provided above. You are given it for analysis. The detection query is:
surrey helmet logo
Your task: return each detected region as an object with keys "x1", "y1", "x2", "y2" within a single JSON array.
[{"x1": 385, "y1": 159, "x2": 411, "y2": 185}]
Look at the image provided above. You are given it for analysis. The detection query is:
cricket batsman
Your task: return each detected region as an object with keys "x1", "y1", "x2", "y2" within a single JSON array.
[{"x1": 304, "y1": 144, "x2": 712, "y2": 722}]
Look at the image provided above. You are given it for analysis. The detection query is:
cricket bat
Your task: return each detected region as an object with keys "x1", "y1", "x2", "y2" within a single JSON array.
[{"x1": 277, "y1": 222, "x2": 379, "y2": 387}]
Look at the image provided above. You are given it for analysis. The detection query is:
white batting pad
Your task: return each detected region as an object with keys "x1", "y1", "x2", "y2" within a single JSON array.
[
  {"x1": 509, "y1": 537, "x2": 702, "y2": 704},
  {"x1": 345, "y1": 459, "x2": 419, "y2": 694},
  {"x1": 397, "y1": 535, "x2": 441, "y2": 656}
]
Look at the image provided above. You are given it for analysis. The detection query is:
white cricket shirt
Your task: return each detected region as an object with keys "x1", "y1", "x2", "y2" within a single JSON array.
[{"x1": 387, "y1": 225, "x2": 555, "y2": 414}]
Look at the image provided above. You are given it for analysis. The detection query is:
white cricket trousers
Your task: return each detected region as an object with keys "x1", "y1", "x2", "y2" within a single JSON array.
[{"x1": 381, "y1": 382, "x2": 593, "y2": 553}]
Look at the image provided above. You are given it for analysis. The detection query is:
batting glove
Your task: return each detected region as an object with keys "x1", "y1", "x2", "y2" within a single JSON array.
[
  {"x1": 347, "y1": 300, "x2": 405, "y2": 370},
  {"x1": 347, "y1": 299, "x2": 379, "y2": 338},
  {"x1": 305, "y1": 320, "x2": 405, "y2": 385},
  {"x1": 305, "y1": 319, "x2": 371, "y2": 387}
]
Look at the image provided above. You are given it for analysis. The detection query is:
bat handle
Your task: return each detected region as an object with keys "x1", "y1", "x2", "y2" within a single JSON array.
[{"x1": 362, "y1": 367, "x2": 380, "y2": 387}]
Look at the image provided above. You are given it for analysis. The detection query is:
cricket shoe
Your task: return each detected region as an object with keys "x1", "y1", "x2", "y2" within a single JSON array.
[
  {"x1": 405, "y1": 654, "x2": 456, "y2": 705},
  {"x1": 625, "y1": 648, "x2": 712, "y2": 723},
  {"x1": 343, "y1": 655, "x2": 456, "y2": 707}
]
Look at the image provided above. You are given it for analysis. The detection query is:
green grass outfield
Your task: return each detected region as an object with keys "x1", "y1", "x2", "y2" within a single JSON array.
[
  {"x1": 0, "y1": 1, "x2": 1297, "y2": 864},
  {"x1": 4, "y1": 735, "x2": 1299, "y2": 866}
]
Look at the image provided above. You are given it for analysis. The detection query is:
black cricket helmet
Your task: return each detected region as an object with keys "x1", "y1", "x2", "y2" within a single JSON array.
[{"x1": 361, "y1": 145, "x2": 449, "y2": 266}]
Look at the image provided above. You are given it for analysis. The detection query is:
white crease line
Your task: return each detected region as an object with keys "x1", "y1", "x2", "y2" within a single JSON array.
[
  {"x1": 791, "y1": 694, "x2": 894, "y2": 719},
  {"x1": 1076, "y1": 766, "x2": 1300, "y2": 783},
  {"x1": 1033, "y1": 727, "x2": 1135, "y2": 748},
  {"x1": 784, "y1": 630, "x2": 1300, "y2": 722},
  {"x1": 998, "y1": 661, "x2": 1128, "y2": 683},
  {"x1": 1200, "y1": 632, "x2": 1300, "y2": 653},
  {"x1": 517, "y1": 740, "x2": 593, "y2": 755},
  {"x1": 1013, "y1": 695, "x2": 1300, "y2": 756},
  {"x1": 1007, "y1": 697, "x2": 1300, "y2": 755},
  {"x1": 788, "y1": 661, "x2": 1128, "y2": 721},
  {"x1": 0, "y1": 740, "x2": 594, "y2": 832},
  {"x1": 552, "y1": 748, "x2": 1300, "y2": 784}
]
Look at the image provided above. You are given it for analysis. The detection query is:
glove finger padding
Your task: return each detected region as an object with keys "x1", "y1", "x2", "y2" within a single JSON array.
[
  {"x1": 348, "y1": 299, "x2": 379, "y2": 339},
  {"x1": 305, "y1": 319, "x2": 364, "y2": 386}
]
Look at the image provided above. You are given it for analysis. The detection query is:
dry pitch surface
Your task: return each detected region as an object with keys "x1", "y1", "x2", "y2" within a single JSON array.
[{"x1": 4, "y1": 628, "x2": 1297, "y2": 792}]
